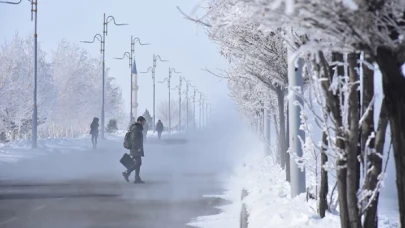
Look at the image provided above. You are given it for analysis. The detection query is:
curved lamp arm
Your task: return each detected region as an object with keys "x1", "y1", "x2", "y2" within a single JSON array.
[
  {"x1": 113, "y1": 52, "x2": 131, "y2": 60},
  {"x1": 0, "y1": 0, "x2": 22, "y2": 4},
  {"x1": 106, "y1": 16, "x2": 128, "y2": 26},
  {"x1": 80, "y1": 34, "x2": 102, "y2": 43},
  {"x1": 171, "y1": 85, "x2": 180, "y2": 91},
  {"x1": 154, "y1": 55, "x2": 168, "y2": 62},
  {"x1": 105, "y1": 16, "x2": 128, "y2": 36},
  {"x1": 169, "y1": 67, "x2": 181, "y2": 74},
  {"x1": 132, "y1": 37, "x2": 150, "y2": 46},
  {"x1": 158, "y1": 78, "x2": 169, "y2": 84},
  {"x1": 140, "y1": 67, "x2": 154, "y2": 74},
  {"x1": 81, "y1": 34, "x2": 103, "y2": 53}
]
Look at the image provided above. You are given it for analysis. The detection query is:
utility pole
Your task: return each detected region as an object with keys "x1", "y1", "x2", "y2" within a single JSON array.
[
  {"x1": 288, "y1": 48, "x2": 306, "y2": 197},
  {"x1": 114, "y1": 37, "x2": 149, "y2": 124},
  {"x1": 141, "y1": 55, "x2": 167, "y2": 131},
  {"x1": 82, "y1": 14, "x2": 127, "y2": 139}
]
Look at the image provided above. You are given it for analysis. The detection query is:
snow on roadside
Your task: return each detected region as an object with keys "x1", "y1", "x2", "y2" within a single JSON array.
[
  {"x1": 0, "y1": 136, "x2": 91, "y2": 163},
  {"x1": 189, "y1": 145, "x2": 399, "y2": 228}
]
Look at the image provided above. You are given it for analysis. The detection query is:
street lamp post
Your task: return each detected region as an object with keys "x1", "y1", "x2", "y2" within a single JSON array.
[
  {"x1": 186, "y1": 83, "x2": 189, "y2": 130},
  {"x1": 114, "y1": 37, "x2": 149, "y2": 124},
  {"x1": 158, "y1": 77, "x2": 170, "y2": 132},
  {"x1": 193, "y1": 89, "x2": 196, "y2": 130},
  {"x1": 1, "y1": 0, "x2": 38, "y2": 148},
  {"x1": 168, "y1": 68, "x2": 181, "y2": 132},
  {"x1": 141, "y1": 54, "x2": 167, "y2": 132},
  {"x1": 206, "y1": 102, "x2": 209, "y2": 127},
  {"x1": 185, "y1": 82, "x2": 190, "y2": 130},
  {"x1": 171, "y1": 84, "x2": 180, "y2": 132},
  {"x1": 181, "y1": 77, "x2": 192, "y2": 130},
  {"x1": 178, "y1": 77, "x2": 182, "y2": 131},
  {"x1": 81, "y1": 13, "x2": 127, "y2": 139},
  {"x1": 199, "y1": 92, "x2": 203, "y2": 129},
  {"x1": 201, "y1": 98, "x2": 205, "y2": 128}
]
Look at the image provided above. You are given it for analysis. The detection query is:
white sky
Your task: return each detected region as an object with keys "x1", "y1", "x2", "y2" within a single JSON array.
[{"x1": 0, "y1": 0, "x2": 230, "y2": 120}]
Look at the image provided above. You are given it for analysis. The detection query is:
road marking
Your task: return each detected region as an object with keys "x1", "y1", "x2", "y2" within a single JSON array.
[
  {"x1": 33, "y1": 205, "x2": 47, "y2": 211},
  {"x1": 0, "y1": 217, "x2": 18, "y2": 226}
]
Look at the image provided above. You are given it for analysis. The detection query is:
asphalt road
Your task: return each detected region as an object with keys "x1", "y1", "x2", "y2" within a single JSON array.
[{"x1": 0, "y1": 131, "x2": 235, "y2": 228}]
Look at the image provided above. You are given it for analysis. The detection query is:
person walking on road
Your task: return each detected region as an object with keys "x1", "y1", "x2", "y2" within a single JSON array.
[
  {"x1": 90, "y1": 117, "x2": 99, "y2": 149},
  {"x1": 122, "y1": 116, "x2": 146, "y2": 184},
  {"x1": 156, "y1": 120, "x2": 164, "y2": 140}
]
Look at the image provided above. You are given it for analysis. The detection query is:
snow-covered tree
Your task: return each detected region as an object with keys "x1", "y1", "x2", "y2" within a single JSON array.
[
  {"x1": 0, "y1": 37, "x2": 125, "y2": 140},
  {"x1": 201, "y1": 1, "x2": 405, "y2": 226},
  {"x1": 50, "y1": 40, "x2": 125, "y2": 134},
  {"x1": 0, "y1": 34, "x2": 55, "y2": 139},
  {"x1": 142, "y1": 109, "x2": 153, "y2": 125},
  {"x1": 178, "y1": 0, "x2": 399, "y2": 226}
]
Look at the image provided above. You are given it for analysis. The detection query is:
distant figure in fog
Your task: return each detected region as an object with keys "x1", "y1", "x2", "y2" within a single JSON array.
[
  {"x1": 143, "y1": 121, "x2": 149, "y2": 140},
  {"x1": 90, "y1": 117, "x2": 99, "y2": 149},
  {"x1": 156, "y1": 120, "x2": 164, "y2": 139}
]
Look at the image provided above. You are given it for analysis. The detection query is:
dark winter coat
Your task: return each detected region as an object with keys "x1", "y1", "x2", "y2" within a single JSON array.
[
  {"x1": 129, "y1": 123, "x2": 144, "y2": 157},
  {"x1": 156, "y1": 122, "x2": 164, "y2": 132},
  {"x1": 90, "y1": 122, "x2": 99, "y2": 135}
]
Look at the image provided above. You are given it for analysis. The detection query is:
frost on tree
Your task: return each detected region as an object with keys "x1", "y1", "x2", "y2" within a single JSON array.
[
  {"x1": 0, "y1": 35, "x2": 55, "y2": 140},
  {"x1": 179, "y1": 0, "x2": 401, "y2": 227},
  {"x1": 0, "y1": 36, "x2": 125, "y2": 140}
]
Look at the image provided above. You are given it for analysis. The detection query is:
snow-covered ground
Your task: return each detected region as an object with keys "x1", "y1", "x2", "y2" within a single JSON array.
[
  {"x1": 189, "y1": 136, "x2": 400, "y2": 228},
  {"x1": 0, "y1": 130, "x2": 179, "y2": 164},
  {"x1": 0, "y1": 133, "x2": 133, "y2": 163},
  {"x1": 0, "y1": 137, "x2": 90, "y2": 163}
]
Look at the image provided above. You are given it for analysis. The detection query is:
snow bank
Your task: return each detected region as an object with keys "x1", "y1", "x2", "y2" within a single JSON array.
[{"x1": 189, "y1": 145, "x2": 399, "y2": 228}]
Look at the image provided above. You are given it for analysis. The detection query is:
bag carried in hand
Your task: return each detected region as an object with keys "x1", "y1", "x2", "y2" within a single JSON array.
[{"x1": 120, "y1": 153, "x2": 135, "y2": 169}]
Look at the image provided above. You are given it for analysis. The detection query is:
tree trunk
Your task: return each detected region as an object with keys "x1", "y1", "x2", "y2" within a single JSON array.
[
  {"x1": 363, "y1": 100, "x2": 388, "y2": 228},
  {"x1": 318, "y1": 51, "x2": 350, "y2": 228},
  {"x1": 360, "y1": 54, "x2": 377, "y2": 228},
  {"x1": 286, "y1": 105, "x2": 291, "y2": 182},
  {"x1": 346, "y1": 53, "x2": 361, "y2": 228},
  {"x1": 276, "y1": 86, "x2": 286, "y2": 169},
  {"x1": 273, "y1": 113, "x2": 279, "y2": 141},
  {"x1": 319, "y1": 130, "x2": 329, "y2": 218},
  {"x1": 375, "y1": 46, "x2": 405, "y2": 228}
]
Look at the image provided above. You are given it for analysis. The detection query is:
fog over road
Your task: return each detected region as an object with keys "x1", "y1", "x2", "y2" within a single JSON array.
[{"x1": 0, "y1": 112, "x2": 246, "y2": 228}]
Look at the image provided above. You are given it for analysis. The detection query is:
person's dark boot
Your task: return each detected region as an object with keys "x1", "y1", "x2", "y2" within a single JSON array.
[
  {"x1": 122, "y1": 171, "x2": 130, "y2": 182},
  {"x1": 134, "y1": 176, "x2": 145, "y2": 184}
]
